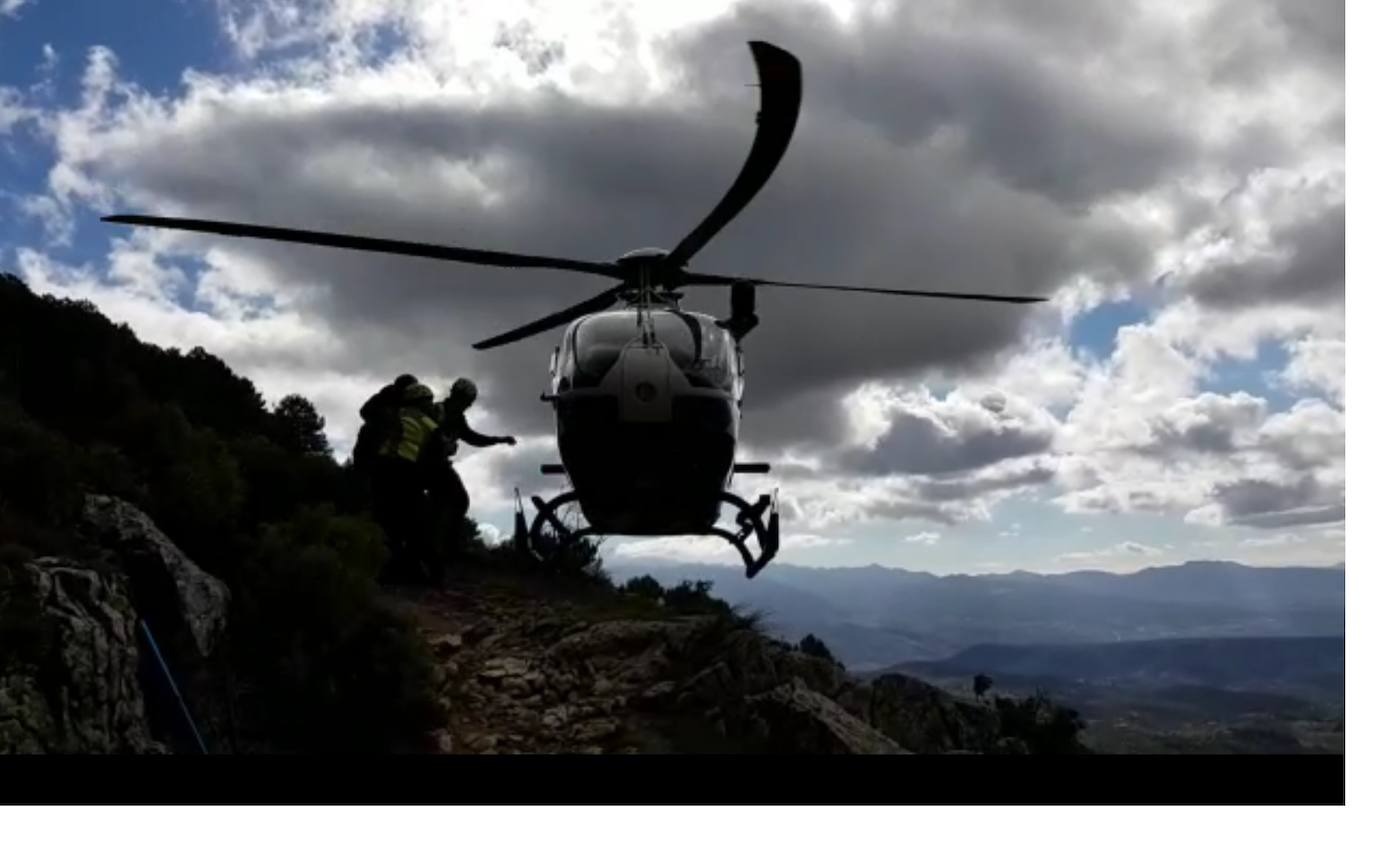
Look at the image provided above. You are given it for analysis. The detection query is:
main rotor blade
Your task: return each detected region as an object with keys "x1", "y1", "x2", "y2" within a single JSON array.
[
  {"x1": 102, "y1": 214, "x2": 622, "y2": 278},
  {"x1": 660, "y1": 41, "x2": 801, "y2": 271},
  {"x1": 472, "y1": 284, "x2": 624, "y2": 350},
  {"x1": 681, "y1": 271, "x2": 1048, "y2": 303}
]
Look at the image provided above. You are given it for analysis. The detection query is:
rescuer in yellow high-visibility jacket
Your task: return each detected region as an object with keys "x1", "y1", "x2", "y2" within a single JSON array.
[{"x1": 371, "y1": 382, "x2": 445, "y2": 583}]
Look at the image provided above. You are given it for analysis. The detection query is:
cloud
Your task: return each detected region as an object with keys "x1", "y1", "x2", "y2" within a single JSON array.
[
  {"x1": 1211, "y1": 474, "x2": 1343, "y2": 529},
  {"x1": 839, "y1": 386, "x2": 1058, "y2": 476},
  {"x1": 1277, "y1": 336, "x2": 1344, "y2": 404},
  {"x1": 475, "y1": 522, "x2": 503, "y2": 546},
  {"x1": 15, "y1": 1, "x2": 1188, "y2": 441},
  {"x1": 1057, "y1": 540, "x2": 1164, "y2": 564},
  {"x1": 1241, "y1": 531, "x2": 1304, "y2": 549},
  {"x1": 784, "y1": 533, "x2": 851, "y2": 550},
  {"x1": 0, "y1": 86, "x2": 37, "y2": 135},
  {"x1": 903, "y1": 531, "x2": 941, "y2": 546},
  {"x1": 1, "y1": 0, "x2": 32, "y2": 19},
  {"x1": 1135, "y1": 391, "x2": 1269, "y2": 455},
  {"x1": 1178, "y1": 193, "x2": 1344, "y2": 309},
  {"x1": 7, "y1": 0, "x2": 1343, "y2": 549},
  {"x1": 1048, "y1": 289, "x2": 1344, "y2": 531},
  {"x1": 607, "y1": 535, "x2": 738, "y2": 563}
]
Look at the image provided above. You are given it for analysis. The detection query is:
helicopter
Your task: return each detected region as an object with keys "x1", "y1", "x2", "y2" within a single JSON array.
[{"x1": 101, "y1": 40, "x2": 1046, "y2": 578}]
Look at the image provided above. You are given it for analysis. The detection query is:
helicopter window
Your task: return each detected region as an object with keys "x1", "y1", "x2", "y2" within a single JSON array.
[
  {"x1": 572, "y1": 314, "x2": 640, "y2": 384},
  {"x1": 569, "y1": 311, "x2": 739, "y2": 391},
  {"x1": 660, "y1": 312, "x2": 737, "y2": 391},
  {"x1": 552, "y1": 329, "x2": 578, "y2": 393},
  {"x1": 688, "y1": 317, "x2": 737, "y2": 391}
]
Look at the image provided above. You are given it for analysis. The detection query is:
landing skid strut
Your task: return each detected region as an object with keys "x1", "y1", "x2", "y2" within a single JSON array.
[{"x1": 514, "y1": 490, "x2": 780, "y2": 578}]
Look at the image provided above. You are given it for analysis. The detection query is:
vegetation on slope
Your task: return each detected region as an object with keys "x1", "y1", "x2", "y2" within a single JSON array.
[{"x1": 1, "y1": 273, "x2": 444, "y2": 751}]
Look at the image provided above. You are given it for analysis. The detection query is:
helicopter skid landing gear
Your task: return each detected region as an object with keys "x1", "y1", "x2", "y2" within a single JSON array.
[{"x1": 513, "y1": 490, "x2": 780, "y2": 579}]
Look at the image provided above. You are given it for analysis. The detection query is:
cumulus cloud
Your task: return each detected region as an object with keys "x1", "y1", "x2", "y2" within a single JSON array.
[
  {"x1": 1056, "y1": 384, "x2": 1345, "y2": 530},
  {"x1": 1, "y1": 0, "x2": 33, "y2": 19},
  {"x1": 1135, "y1": 391, "x2": 1269, "y2": 456},
  {"x1": 6, "y1": 0, "x2": 1343, "y2": 549},
  {"x1": 1277, "y1": 336, "x2": 1344, "y2": 404},
  {"x1": 839, "y1": 386, "x2": 1057, "y2": 476}
]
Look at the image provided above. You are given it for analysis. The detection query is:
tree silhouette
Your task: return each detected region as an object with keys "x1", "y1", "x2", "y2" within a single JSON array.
[
  {"x1": 272, "y1": 394, "x2": 330, "y2": 456},
  {"x1": 973, "y1": 673, "x2": 993, "y2": 700},
  {"x1": 799, "y1": 633, "x2": 837, "y2": 663}
]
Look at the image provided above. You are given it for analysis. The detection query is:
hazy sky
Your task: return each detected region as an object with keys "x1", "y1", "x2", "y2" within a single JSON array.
[{"x1": 0, "y1": 0, "x2": 1344, "y2": 573}]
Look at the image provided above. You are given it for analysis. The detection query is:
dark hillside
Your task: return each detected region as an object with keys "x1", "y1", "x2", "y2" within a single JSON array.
[{"x1": 2, "y1": 272, "x2": 440, "y2": 752}]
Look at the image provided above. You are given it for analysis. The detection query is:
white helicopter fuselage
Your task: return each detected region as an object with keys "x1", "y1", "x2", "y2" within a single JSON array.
[{"x1": 544, "y1": 308, "x2": 746, "y2": 534}]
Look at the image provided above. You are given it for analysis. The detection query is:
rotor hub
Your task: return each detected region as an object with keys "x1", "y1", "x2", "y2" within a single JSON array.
[{"x1": 615, "y1": 247, "x2": 672, "y2": 284}]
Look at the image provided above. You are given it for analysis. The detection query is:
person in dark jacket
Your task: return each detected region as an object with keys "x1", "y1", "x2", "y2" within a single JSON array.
[
  {"x1": 431, "y1": 377, "x2": 516, "y2": 523},
  {"x1": 351, "y1": 373, "x2": 417, "y2": 470}
]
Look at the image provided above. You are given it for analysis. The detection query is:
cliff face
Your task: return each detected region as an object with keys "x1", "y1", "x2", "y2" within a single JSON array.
[
  {"x1": 1, "y1": 495, "x2": 232, "y2": 754},
  {"x1": 0, "y1": 557, "x2": 162, "y2": 753}
]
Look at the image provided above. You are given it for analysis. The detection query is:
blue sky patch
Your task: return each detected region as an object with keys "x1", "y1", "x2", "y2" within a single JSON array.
[
  {"x1": 1068, "y1": 297, "x2": 1152, "y2": 360},
  {"x1": 1204, "y1": 338, "x2": 1296, "y2": 411}
]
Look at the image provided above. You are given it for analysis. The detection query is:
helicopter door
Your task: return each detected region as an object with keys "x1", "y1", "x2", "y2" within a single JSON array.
[{"x1": 616, "y1": 344, "x2": 674, "y2": 423}]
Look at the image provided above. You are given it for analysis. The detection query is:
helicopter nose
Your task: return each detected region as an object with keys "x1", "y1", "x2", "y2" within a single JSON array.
[{"x1": 617, "y1": 345, "x2": 673, "y2": 423}]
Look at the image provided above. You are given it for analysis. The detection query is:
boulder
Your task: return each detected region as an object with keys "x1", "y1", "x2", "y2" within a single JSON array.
[
  {"x1": 862, "y1": 674, "x2": 1001, "y2": 754},
  {"x1": 81, "y1": 495, "x2": 230, "y2": 659},
  {"x1": 737, "y1": 679, "x2": 908, "y2": 755},
  {"x1": 773, "y1": 649, "x2": 847, "y2": 698},
  {"x1": 547, "y1": 618, "x2": 711, "y2": 662},
  {"x1": 79, "y1": 494, "x2": 232, "y2": 751},
  {"x1": 0, "y1": 557, "x2": 162, "y2": 753}
]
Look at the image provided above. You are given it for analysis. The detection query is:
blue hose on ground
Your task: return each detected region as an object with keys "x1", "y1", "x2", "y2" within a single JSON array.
[{"x1": 139, "y1": 619, "x2": 209, "y2": 754}]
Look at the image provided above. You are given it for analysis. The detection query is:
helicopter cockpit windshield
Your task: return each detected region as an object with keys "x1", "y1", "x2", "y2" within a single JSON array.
[{"x1": 559, "y1": 311, "x2": 740, "y2": 395}]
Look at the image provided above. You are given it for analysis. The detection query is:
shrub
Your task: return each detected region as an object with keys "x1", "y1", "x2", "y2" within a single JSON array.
[
  {"x1": 661, "y1": 579, "x2": 734, "y2": 616},
  {"x1": 621, "y1": 575, "x2": 666, "y2": 601},
  {"x1": 973, "y1": 673, "x2": 993, "y2": 700},
  {"x1": 993, "y1": 690, "x2": 1089, "y2": 754},
  {"x1": 228, "y1": 507, "x2": 441, "y2": 751},
  {"x1": 798, "y1": 633, "x2": 838, "y2": 664}
]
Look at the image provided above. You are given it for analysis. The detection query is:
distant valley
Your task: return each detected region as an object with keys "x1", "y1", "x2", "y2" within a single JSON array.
[
  {"x1": 610, "y1": 559, "x2": 1346, "y2": 753},
  {"x1": 610, "y1": 559, "x2": 1345, "y2": 668}
]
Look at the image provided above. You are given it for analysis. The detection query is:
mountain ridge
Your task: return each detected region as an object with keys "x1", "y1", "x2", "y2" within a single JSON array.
[{"x1": 612, "y1": 558, "x2": 1345, "y2": 669}]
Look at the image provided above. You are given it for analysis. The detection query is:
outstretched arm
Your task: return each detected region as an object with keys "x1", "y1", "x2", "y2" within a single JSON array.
[{"x1": 449, "y1": 412, "x2": 515, "y2": 447}]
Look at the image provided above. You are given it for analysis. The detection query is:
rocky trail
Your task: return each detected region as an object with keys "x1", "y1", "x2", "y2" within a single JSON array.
[
  {"x1": 387, "y1": 571, "x2": 796, "y2": 755},
  {"x1": 392, "y1": 575, "x2": 676, "y2": 754},
  {"x1": 384, "y1": 566, "x2": 1014, "y2": 755}
]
